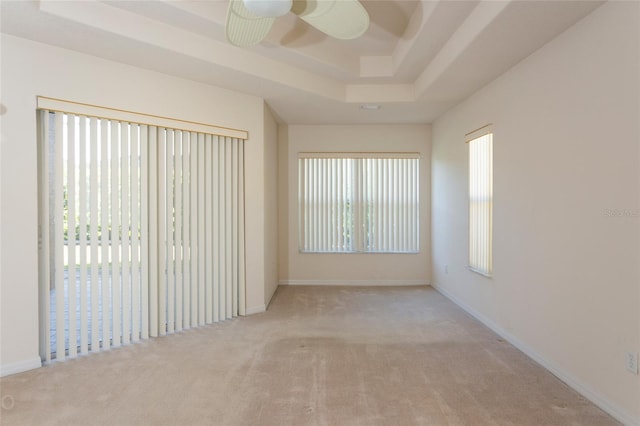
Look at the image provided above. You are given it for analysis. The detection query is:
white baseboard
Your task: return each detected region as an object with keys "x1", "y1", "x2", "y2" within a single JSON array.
[
  {"x1": 432, "y1": 282, "x2": 639, "y2": 426},
  {"x1": 0, "y1": 357, "x2": 42, "y2": 377},
  {"x1": 245, "y1": 304, "x2": 266, "y2": 315},
  {"x1": 279, "y1": 280, "x2": 430, "y2": 287}
]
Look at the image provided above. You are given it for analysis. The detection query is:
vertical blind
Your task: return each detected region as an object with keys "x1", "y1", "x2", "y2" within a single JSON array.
[
  {"x1": 38, "y1": 102, "x2": 246, "y2": 361},
  {"x1": 467, "y1": 127, "x2": 493, "y2": 276},
  {"x1": 298, "y1": 153, "x2": 419, "y2": 253}
]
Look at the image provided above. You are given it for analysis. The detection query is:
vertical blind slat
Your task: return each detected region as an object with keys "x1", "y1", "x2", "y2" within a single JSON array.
[
  {"x1": 111, "y1": 120, "x2": 121, "y2": 348},
  {"x1": 54, "y1": 112, "x2": 65, "y2": 361},
  {"x1": 166, "y1": 129, "x2": 175, "y2": 334},
  {"x1": 205, "y1": 136, "x2": 214, "y2": 324},
  {"x1": 189, "y1": 133, "x2": 198, "y2": 328},
  {"x1": 175, "y1": 131, "x2": 183, "y2": 332},
  {"x1": 232, "y1": 139, "x2": 239, "y2": 316},
  {"x1": 131, "y1": 125, "x2": 141, "y2": 342},
  {"x1": 375, "y1": 158, "x2": 381, "y2": 251},
  {"x1": 219, "y1": 137, "x2": 226, "y2": 320},
  {"x1": 78, "y1": 116, "x2": 89, "y2": 354},
  {"x1": 101, "y1": 119, "x2": 111, "y2": 351},
  {"x1": 67, "y1": 115, "x2": 77, "y2": 359},
  {"x1": 174, "y1": 131, "x2": 182, "y2": 331},
  {"x1": 225, "y1": 138, "x2": 233, "y2": 318},
  {"x1": 182, "y1": 132, "x2": 192, "y2": 329},
  {"x1": 148, "y1": 127, "x2": 159, "y2": 338},
  {"x1": 319, "y1": 160, "x2": 324, "y2": 251},
  {"x1": 337, "y1": 160, "x2": 342, "y2": 251},
  {"x1": 122, "y1": 123, "x2": 131, "y2": 344},
  {"x1": 140, "y1": 124, "x2": 149, "y2": 340},
  {"x1": 238, "y1": 140, "x2": 246, "y2": 316},
  {"x1": 331, "y1": 159, "x2": 337, "y2": 251},
  {"x1": 210, "y1": 136, "x2": 224, "y2": 321},
  {"x1": 157, "y1": 129, "x2": 167, "y2": 336},
  {"x1": 197, "y1": 133, "x2": 206, "y2": 326},
  {"x1": 89, "y1": 117, "x2": 100, "y2": 352}
]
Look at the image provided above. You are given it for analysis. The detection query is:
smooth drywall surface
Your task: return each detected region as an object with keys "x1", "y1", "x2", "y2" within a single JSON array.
[
  {"x1": 0, "y1": 35, "x2": 271, "y2": 374},
  {"x1": 279, "y1": 124, "x2": 431, "y2": 285},
  {"x1": 431, "y1": 2, "x2": 639, "y2": 423},
  {"x1": 263, "y1": 104, "x2": 278, "y2": 307},
  {"x1": 277, "y1": 124, "x2": 290, "y2": 284}
]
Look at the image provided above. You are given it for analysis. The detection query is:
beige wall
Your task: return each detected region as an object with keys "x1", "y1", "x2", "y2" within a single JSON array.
[
  {"x1": 278, "y1": 124, "x2": 431, "y2": 285},
  {"x1": 263, "y1": 105, "x2": 279, "y2": 307},
  {"x1": 431, "y1": 2, "x2": 640, "y2": 423},
  {"x1": 0, "y1": 35, "x2": 274, "y2": 374}
]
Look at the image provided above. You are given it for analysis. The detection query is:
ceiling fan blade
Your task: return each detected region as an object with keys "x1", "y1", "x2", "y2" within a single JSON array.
[
  {"x1": 293, "y1": 0, "x2": 369, "y2": 40},
  {"x1": 226, "y1": 0, "x2": 277, "y2": 47}
]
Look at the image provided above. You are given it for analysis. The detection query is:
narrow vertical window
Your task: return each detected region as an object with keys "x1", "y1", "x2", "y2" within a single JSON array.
[{"x1": 467, "y1": 126, "x2": 493, "y2": 276}]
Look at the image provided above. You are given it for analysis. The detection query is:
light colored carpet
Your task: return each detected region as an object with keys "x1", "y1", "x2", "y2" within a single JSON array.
[{"x1": 0, "y1": 286, "x2": 618, "y2": 426}]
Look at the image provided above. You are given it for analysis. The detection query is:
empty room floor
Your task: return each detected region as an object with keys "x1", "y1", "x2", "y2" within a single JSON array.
[{"x1": 0, "y1": 286, "x2": 617, "y2": 425}]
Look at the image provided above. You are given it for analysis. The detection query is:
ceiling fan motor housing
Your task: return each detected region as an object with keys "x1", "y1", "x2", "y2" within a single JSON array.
[{"x1": 243, "y1": 0, "x2": 292, "y2": 17}]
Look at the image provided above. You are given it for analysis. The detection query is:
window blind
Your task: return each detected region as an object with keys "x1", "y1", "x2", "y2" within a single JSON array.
[
  {"x1": 38, "y1": 105, "x2": 246, "y2": 361},
  {"x1": 298, "y1": 153, "x2": 419, "y2": 253},
  {"x1": 467, "y1": 127, "x2": 493, "y2": 276}
]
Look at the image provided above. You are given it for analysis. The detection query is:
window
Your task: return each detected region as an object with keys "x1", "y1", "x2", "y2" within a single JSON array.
[
  {"x1": 467, "y1": 126, "x2": 493, "y2": 276},
  {"x1": 38, "y1": 97, "x2": 247, "y2": 361},
  {"x1": 298, "y1": 153, "x2": 419, "y2": 253}
]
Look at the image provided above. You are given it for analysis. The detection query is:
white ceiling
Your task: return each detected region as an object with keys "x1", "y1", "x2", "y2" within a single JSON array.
[{"x1": 1, "y1": 0, "x2": 603, "y2": 124}]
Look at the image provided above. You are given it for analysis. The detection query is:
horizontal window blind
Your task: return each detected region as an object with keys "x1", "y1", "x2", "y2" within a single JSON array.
[
  {"x1": 38, "y1": 106, "x2": 246, "y2": 361},
  {"x1": 298, "y1": 154, "x2": 419, "y2": 253},
  {"x1": 467, "y1": 127, "x2": 493, "y2": 276}
]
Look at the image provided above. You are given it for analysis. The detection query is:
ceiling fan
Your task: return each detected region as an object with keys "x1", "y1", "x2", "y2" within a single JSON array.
[{"x1": 226, "y1": 0, "x2": 370, "y2": 47}]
